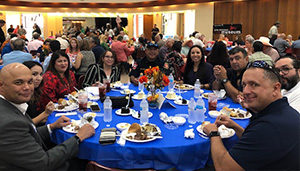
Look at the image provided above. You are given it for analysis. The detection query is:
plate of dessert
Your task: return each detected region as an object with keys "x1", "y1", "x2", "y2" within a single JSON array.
[
  {"x1": 116, "y1": 122, "x2": 131, "y2": 131},
  {"x1": 122, "y1": 123, "x2": 162, "y2": 143},
  {"x1": 174, "y1": 99, "x2": 189, "y2": 105},
  {"x1": 202, "y1": 93, "x2": 226, "y2": 100},
  {"x1": 115, "y1": 108, "x2": 136, "y2": 116},
  {"x1": 197, "y1": 121, "x2": 235, "y2": 139},
  {"x1": 132, "y1": 92, "x2": 146, "y2": 100},
  {"x1": 165, "y1": 91, "x2": 177, "y2": 100},
  {"x1": 111, "y1": 81, "x2": 123, "y2": 89},
  {"x1": 174, "y1": 84, "x2": 194, "y2": 90},
  {"x1": 63, "y1": 113, "x2": 99, "y2": 133},
  {"x1": 131, "y1": 111, "x2": 153, "y2": 119},
  {"x1": 54, "y1": 98, "x2": 79, "y2": 112},
  {"x1": 120, "y1": 89, "x2": 136, "y2": 95},
  {"x1": 220, "y1": 107, "x2": 252, "y2": 119}
]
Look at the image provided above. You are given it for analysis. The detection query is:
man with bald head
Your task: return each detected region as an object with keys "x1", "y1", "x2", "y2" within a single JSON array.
[
  {"x1": 0, "y1": 63, "x2": 95, "y2": 170},
  {"x1": 204, "y1": 61, "x2": 300, "y2": 170}
]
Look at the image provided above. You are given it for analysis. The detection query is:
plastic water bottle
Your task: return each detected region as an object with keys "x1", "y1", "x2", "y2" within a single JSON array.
[
  {"x1": 194, "y1": 79, "x2": 201, "y2": 99},
  {"x1": 138, "y1": 73, "x2": 144, "y2": 91},
  {"x1": 140, "y1": 98, "x2": 149, "y2": 124},
  {"x1": 195, "y1": 97, "x2": 205, "y2": 122},
  {"x1": 103, "y1": 96, "x2": 112, "y2": 123},
  {"x1": 188, "y1": 98, "x2": 196, "y2": 124},
  {"x1": 168, "y1": 73, "x2": 174, "y2": 92}
]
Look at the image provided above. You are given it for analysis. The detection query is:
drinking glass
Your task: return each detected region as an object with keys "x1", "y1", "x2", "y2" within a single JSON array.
[
  {"x1": 98, "y1": 84, "x2": 107, "y2": 99},
  {"x1": 208, "y1": 94, "x2": 218, "y2": 111}
]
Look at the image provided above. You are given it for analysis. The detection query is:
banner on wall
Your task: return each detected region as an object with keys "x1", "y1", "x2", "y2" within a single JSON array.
[{"x1": 213, "y1": 24, "x2": 242, "y2": 34}]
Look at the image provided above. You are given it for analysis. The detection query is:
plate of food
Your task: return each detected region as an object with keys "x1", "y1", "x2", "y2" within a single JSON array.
[
  {"x1": 115, "y1": 108, "x2": 136, "y2": 116},
  {"x1": 174, "y1": 99, "x2": 189, "y2": 105},
  {"x1": 208, "y1": 110, "x2": 222, "y2": 118},
  {"x1": 54, "y1": 98, "x2": 79, "y2": 112},
  {"x1": 131, "y1": 111, "x2": 153, "y2": 119},
  {"x1": 111, "y1": 81, "x2": 123, "y2": 89},
  {"x1": 122, "y1": 123, "x2": 162, "y2": 143},
  {"x1": 63, "y1": 118, "x2": 99, "y2": 134},
  {"x1": 165, "y1": 91, "x2": 177, "y2": 100},
  {"x1": 132, "y1": 92, "x2": 146, "y2": 100},
  {"x1": 174, "y1": 84, "x2": 194, "y2": 90},
  {"x1": 120, "y1": 89, "x2": 136, "y2": 95},
  {"x1": 220, "y1": 107, "x2": 252, "y2": 119},
  {"x1": 202, "y1": 93, "x2": 226, "y2": 100},
  {"x1": 196, "y1": 121, "x2": 235, "y2": 139}
]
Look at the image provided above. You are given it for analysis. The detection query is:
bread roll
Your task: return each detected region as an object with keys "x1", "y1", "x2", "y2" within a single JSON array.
[{"x1": 128, "y1": 123, "x2": 141, "y2": 134}]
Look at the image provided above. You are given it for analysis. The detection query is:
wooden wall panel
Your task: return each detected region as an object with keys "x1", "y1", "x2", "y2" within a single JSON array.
[
  {"x1": 143, "y1": 15, "x2": 153, "y2": 41},
  {"x1": 278, "y1": 0, "x2": 300, "y2": 39},
  {"x1": 213, "y1": 0, "x2": 300, "y2": 41}
]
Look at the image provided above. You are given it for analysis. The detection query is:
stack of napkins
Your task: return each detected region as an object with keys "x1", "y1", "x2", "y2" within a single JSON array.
[
  {"x1": 184, "y1": 129, "x2": 195, "y2": 139},
  {"x1": 159, "y1": 112, "x2": 172, "y2": 123}
]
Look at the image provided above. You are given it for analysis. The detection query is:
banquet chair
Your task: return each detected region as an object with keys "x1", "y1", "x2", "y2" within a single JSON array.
[
  {"x1": 85, "y1": 161, "x2": 155, "y2": 171},
  {"x1": 77, "y1": 75, "x2": 85, "y2": 89}
]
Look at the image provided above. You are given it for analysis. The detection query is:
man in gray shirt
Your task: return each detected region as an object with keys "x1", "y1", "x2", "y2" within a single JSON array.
[{"x1": 274, "y1": 33, "x2": 291, "y2": 57}]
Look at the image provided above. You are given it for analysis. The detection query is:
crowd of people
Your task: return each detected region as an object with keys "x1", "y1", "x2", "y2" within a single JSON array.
[{"x1": 0, "y1": 18, "x2": 299, "y2": 170}]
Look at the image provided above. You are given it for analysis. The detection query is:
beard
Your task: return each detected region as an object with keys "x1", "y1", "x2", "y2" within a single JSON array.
[{"x1": 282, "y1": 74, "x2": 299, "y2": 91}]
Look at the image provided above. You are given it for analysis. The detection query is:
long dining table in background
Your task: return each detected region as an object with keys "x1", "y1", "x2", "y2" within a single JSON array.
[{"x1": 47, "y1": 85, "x2": 250, "y2": 171}]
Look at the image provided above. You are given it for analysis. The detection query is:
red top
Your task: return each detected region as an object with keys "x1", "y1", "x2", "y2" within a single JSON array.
[
  {"x1": 110, "y1": 41, "x2": 134, "y2": 63},
  {"x1": 38, "y1": 70, "x2": 76, "y2": 111}
]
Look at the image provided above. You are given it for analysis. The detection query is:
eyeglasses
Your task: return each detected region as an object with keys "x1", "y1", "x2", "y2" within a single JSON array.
[
  {"x1": 247, "y1": 61, "x2": 281, "y2": 82},
  {"x1": 275, "y1": 67, "x2": 294, "y2": 75},
  {"x1": 104, "y1": 55, "x2": 114, "y2": 59}
]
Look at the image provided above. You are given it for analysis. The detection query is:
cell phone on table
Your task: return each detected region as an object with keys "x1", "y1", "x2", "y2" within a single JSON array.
[{"x1": 90, "y1": 104, "x2": 101, "y2": 112}]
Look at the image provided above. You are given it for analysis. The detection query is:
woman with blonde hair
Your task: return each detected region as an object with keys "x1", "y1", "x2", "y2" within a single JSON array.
[{"x1": 100, "y1": 35, "x2": 110, "y2": 50}]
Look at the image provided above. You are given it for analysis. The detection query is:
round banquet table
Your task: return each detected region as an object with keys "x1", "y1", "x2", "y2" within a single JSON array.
[{"x1": 47, "y1": 85, "x2": 250, "y2": 171}]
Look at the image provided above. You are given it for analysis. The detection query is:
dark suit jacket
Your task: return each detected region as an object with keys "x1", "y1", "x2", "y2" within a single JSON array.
[{"x1": 0, "y1": 98, "x2": 79, "y2": 171}]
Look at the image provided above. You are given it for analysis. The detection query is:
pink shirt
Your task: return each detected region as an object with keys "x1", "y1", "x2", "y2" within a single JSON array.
[
  {"x1": 110, "y1": 41, "x2": 134, "y2": 63},
  {"x1": 27, "y1": 39, "x2": 43, "y2": 52}
]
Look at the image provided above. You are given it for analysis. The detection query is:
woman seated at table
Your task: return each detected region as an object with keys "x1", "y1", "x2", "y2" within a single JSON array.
[
  {"x1": 66, "y1": 38, "x2": 81, "y2": 65},
  {"x1": 183, "y1": 45, "x2": 214, "y2": 89},
  {"x1": 72, "y1": 39, "x2": 96, "y2": 80},
  {"x1": 83, "y1": 50, "x2": 120, "y2": 87},
  {"x1": 23, "y1": 61, "x2": 55, "y2": 126},
  {"x1": 38, "y1": 51, "x2": 77, "y2": 111}
]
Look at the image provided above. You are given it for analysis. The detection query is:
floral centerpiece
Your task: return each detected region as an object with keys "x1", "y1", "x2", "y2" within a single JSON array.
[{"x1": 139, "y1": 66, "x2": 170, "y2": 108}]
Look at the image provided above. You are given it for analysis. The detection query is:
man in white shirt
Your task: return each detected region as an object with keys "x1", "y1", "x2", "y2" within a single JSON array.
[
  {"x1": 192, "y1": 33, "x2": 205, "y2": 48},
  {"x1": 56, "y1": 33, "x2": 69, "y2": 50},
  {"x1": 275, "y1": 56, "x2": 300, "y2": 112},
  {"x1": 268, "y1": 21, "x2": 280, "y2": 38}
]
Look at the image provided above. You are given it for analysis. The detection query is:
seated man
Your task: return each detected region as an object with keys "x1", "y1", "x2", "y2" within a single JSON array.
[
  {"x1": 0, "y1": 63, "x2": 95, "y2": 170},
  {"x1": 275, "y1": 56, "x2": 300, "y2": 112},
  {"x1": 2, "y1": 38, "x2": 33, "y2": 66},
  {"x1": 204, "y1": 61, "x2": 300, "y2": 170},
  {"x1": 130, "y1": 43, "x2": 164, "y2": 85},
  {"x1": 212, "y1": 47, "x2": 248, "y2": 102},
  {"x1": 249, "y1": 41, "x2": 273, "y2": 66}
]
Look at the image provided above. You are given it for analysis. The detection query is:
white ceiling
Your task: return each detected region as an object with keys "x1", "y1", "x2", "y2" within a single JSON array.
[{"x1": 17, "y1": 0, "x2": 156, "y2": 2}]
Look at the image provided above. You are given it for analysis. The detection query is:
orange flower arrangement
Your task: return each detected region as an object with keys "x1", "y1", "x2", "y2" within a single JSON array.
[{"x1": 139, "y1": 66, "x2": 169, "y2": 91}]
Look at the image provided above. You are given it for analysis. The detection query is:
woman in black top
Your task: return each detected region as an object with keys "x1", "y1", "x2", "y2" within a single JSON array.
[
  {"x1": 183, "y1": 45, "x2": 214, "y2": 89},
  {"x1": 206, "y1": 41, "x2": 230, "y2": 68},
  {"x1": 23, "y1": 61, "x2": 55, "y2": 126},
  {"x1": 83, "y1": 50, "x2": 121, "y2": 87}
]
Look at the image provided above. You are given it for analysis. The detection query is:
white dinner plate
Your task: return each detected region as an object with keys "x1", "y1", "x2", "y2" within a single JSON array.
[
  {"x1": 165, "y1": 94, "x2": 178, "y2": 100},
  {"x1": 131, "y1": 111, "x2": 153, "y2": 119},
  {"x1": 221, "y1": 108, "x2": 252, "y2": 120},
  {"x1": 174, "y1": 99, "x2": 189, "y2": 105},
  {"x1": 63, "y1": 120, "x2": 99, "y2": 134},
  {"x1": 132, "y1": 94, "x2": 146, "y2": 100},
  {"x1": 196, "y1": 124, "x2": 235, "y2": 139},
  {"x1": 174, "y1": 84, "x2": 194, "y2": 90},
  {"x1": 54, "y1": 103, "x2": 79, "y2": 112},
  {"x1": 121, "y1": 124, "x2": 161, "y2": 143},
  {"x1": 120, "y1": 90, "x2": 136, "y2": 95},
  {"x1": 115, "y1": 108, "x2": 136, "y2": 116},
  {"x1": 202, "y1": 93, "x2": 226, "y2": 100}
]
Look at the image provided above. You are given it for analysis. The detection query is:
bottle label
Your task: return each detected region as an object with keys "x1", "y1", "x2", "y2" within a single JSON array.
[{"x1": 194, "y1": 105, "x2": 203, "y2": 110}]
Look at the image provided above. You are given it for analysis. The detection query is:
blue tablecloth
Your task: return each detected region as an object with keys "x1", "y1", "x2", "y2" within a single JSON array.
[
  {"x1": 0, "y1": 65, "x2": 3, "y2": 70},
  {"x1": 47, "y1": 85, "x2": 249, "y2": 171}
]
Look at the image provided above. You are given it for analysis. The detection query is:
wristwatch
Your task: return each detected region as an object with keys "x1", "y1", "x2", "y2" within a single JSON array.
[
  {"x1": 74, "y1": 135, "x2": 81, "y2": 144},
  {"x1": 209, "y1": 131, "x2": 220, "y2": 138},
  {"x1": 221, "y1": 78, "x2": 229, "y2": 84}
]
